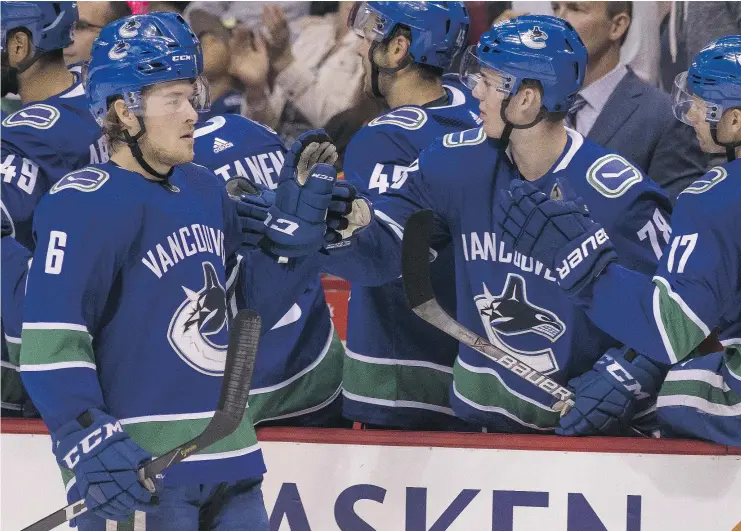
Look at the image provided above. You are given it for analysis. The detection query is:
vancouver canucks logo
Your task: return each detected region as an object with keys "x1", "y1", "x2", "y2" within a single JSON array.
[
  {"x1": 118, "y1": 19, "x2": 141, "y2": 38},
  {"x1": 108, "y1": 42, "x2": 130, "y2": 60},
  {"x1": 474, "y1": 274, "x2": 564, "y2": 374},
  {"x1": 522, "y1": 25, "x2": 548, "y2": 49},
  {"x1": 167, "y1": 262, "x2": 229, "y2": 376}
]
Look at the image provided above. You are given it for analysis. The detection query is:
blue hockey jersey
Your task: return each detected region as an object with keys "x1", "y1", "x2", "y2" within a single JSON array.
[
  {"x1": 1, "y1": 72, "x2": 107, "y2": 251},
  {"x1": 568, "y1": 159, "x2": 741, "y2": 442},
  {"x1": 198, "y1": 91, "x2": 242, "y2": 123},
  {"x1": 193, "y1": 114, "x2": 343, "y2": 426},
  {"x1": 328, "y1": 127, "x2": 671, "y2": 432},
  {"x1": 335, "y1": 75, "x2": 481, "y2": 429},
  {"x1": 20, "y1": 162, "x2": 319, "y2": 492}
]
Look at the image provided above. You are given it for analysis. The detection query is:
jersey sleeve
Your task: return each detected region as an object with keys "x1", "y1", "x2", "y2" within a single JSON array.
[
  {"x1": 19, "y1": 182, "x2": 133, "y2": 433},
  {"x1": 322, "y1": 145, "x2": 453, "y2": 286},
  {"x1": 343, "y1": 129, "x2": 420, "y2": 198},
  {"x1": 573, "y1": 191, "x2": 737, "y2": 366}
]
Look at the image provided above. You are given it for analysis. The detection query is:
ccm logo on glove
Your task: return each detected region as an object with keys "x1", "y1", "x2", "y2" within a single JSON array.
[
  {"x1": 605, "y1": 358, "x2": 651, "y2": 400},
  {"x1": 557, "y1": 228, "x2": 610, "y2": 280},
  {"x1": 61, "y1": 421, "x2": 124, "y2": 469},
  {"x1": 310, "y1": 171, "x2": 335, "y2": 182}
]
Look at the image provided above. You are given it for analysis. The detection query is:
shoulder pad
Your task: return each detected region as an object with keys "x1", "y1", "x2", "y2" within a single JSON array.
[
  {"x1": 586, "y1": 154, "x2": 643, "y2": 198},
  {"x1": 2, "y1": 104, "x2": 61, "y2": 130},
  {"x1": 679, "y1": 166, "x2": 727, "y2": 196},
  {"x1": 369, "y1": 107, "x2": 428, "y2": 130},
  {"x1": 50, "y1": 168, "x2": 109, "y2": 194},
  {"x1": 442, "y1": 127, "x2": 487, "y2": 148}
]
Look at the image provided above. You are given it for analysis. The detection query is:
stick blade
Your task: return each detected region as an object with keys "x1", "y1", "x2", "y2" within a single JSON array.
[
  {"x1": 218, "y1": 309, "x2": 262, "y2": 419},
  {"x1": 402, "y1": 209, "x2": 437, "y2": 309}
]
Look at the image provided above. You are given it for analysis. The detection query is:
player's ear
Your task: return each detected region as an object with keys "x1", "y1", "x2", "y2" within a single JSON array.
[
  {"x1": 387, "y1": 33, "x2": 411, "y2": 68},
  {"x1": 517, "y1": 82, "x2": 543, "y2": 121},
  {"x1": 728, "y1": 108, "x2": 741, "y2": 141},
  {"x1": 113, "y1": 99, "x2": 140, "y2": 135},
  {"x1": 7, "y1": 30, "x2": 32, "y2": 67}
]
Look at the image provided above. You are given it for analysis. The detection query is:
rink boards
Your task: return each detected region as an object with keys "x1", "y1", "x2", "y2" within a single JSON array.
[{"x1": 3, "y1": 420, "x2": 740, "y2": 531}]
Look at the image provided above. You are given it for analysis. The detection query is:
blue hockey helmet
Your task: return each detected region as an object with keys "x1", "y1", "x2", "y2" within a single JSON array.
[
  {"x1": 86, "y1": 12, "x2": 209, "y2": 126},
  {"x1": 672, "y1": 35, "x2": 741, "y2": 126},
  {"x1": 0, "y1": 1, "x2": 77, "y2": 54},
  {"x1": 348, "y1": 1, "x2": 470, "y2": 70},
  {"x1": 460, "y1": 15, "x2": 586, "y2": 113}
]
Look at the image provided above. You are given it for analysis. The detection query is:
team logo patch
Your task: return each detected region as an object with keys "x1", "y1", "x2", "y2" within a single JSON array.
[
  {"x1": 369, "y1": 107, "x2": 427, "y2": 130},
  {"x1": 168, "y1": 262, "x2": 229, "y2": 376},
  {"x1": 521, "y1": 26, "x2": 548, "y2": 49},
  {"x1": 586, "y1": 154, "x2": 643, "y2": 198},
  {"x1": 443, "y1": 127, "x2": 487, "y2": 148},
  {"x1": 118, "y1": 19, "x2": 141, "y2": 38},
  {"x1": 474, "y1": 274, "x2": 563, "y2": 374},
  {"x1": 679, "y1": 166, "x2": 727, "y2": 196},
  {"x1": 50, "y1": 168, "x2": 109, "y2": 194},
  {"x1": 2, "y1": 104, "x2": 60, "y2": 129},
  {"x1": 108, "y1": 42, "x2": 130, "y2": 60}
]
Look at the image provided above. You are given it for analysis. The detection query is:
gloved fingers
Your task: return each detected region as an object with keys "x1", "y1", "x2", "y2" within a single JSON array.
[
  {"x1": 328, "y1": 199, "x2": 352, "y2": 215},
  {"x1": 327, "y1": 215, "x2": 349, "y2": 231},
  {"x1": 313, "y1": 142, "x2": 338, "y2": 166},
  {"x1": 332, "y1": 181, "x2": 357, "y2": 201},
  {"x1": 236, "y1": 201, "x2": 269, "y2": 221},
  {"x1": 225, "y1": 177, "x2": 262, "y2": 198}
]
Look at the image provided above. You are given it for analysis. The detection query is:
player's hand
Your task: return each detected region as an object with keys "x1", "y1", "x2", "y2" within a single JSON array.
[
  {"x1": 53, "y1": 409, "x2": 159, "y2": 521},
  {"x1": 324, "y1": 181, "x2": 374, "y2": 251},
  {"x1": 557, "y1": 347, "x2": 665, "y2": 436},
  {"x1": 494, "y1": 179, "x2": 618, "y2": 294},
  {"x1": 229, "y1": 178, "x2": 276, "y2": 248},
  {"x1": 229, "y1": 25, "x2": 269, "y2": 88}
]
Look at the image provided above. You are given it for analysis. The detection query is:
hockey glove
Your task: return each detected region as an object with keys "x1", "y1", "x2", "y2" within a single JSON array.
[
  {"x1": 228, "y1": 178, "x2": 277, "y2": 248},
  {"x1": 53, "y1": 409, "x2": 158, "y2": 521},
  {"x1": 557, "y1": 347, "x2": 666, "y2": 436},
  {"x1": 324, "y1": 180, "x2": 374, "y2": 251},
  {"x1": 495, "y1": 179, "x2": 618, "y2": 294}
]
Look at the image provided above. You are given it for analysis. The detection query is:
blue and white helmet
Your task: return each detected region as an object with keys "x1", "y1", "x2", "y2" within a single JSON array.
[
  {"x1": 672, "y1": 35, "x2": 741, "y2": 126},
  {"x1": 0, "y1": 1, "x2": 77, "y2": 54},
  {"x1": 348, "y1": 1, "x2": 470, "y2": 70},
  {"x1": 86, "y1": 12, "x2": 209, "y2": 126},
  {"x1": 460, "y1": 15, "x2": 586, "y2": 113}
]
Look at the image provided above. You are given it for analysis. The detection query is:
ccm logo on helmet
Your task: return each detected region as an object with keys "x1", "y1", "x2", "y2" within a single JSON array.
[{"x1": 172, "y1": 55, "x2": 192, "y2": 61}]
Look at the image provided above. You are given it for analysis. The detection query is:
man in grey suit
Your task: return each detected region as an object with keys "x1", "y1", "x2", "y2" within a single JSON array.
[{"x1": 552, "y1": 1, "x2": 708, "y2": 201}]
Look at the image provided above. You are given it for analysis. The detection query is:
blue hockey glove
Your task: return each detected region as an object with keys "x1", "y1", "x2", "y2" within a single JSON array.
[
  {"x1": 495, "y1": 179, "x2": 618, "y2": 294},
  {"x1": 54, "y1": 409, "x2": 158, "y2": 521},
  {"x1": 557, "y1": 347, "x2": 665, "y2": 436},
  {"x1": 228, "y1": 177, "x2": 277, "y2": 248},
  {"x1": 324, "y1": 180, "x2": 374, "y2": 251}
]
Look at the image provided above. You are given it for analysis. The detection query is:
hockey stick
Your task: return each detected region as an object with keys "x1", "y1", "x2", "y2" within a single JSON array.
[
  {"x1": 21, "y1": 309, "x2": 263, "y2": 531},
  {"x1": 401, "y1": 210, "x2": 651, "y2": 439}
]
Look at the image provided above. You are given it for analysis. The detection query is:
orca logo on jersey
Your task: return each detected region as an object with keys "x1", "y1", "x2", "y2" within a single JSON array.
[
  {"x1": 368, "y1": 107, "x2": 428, "y2": 130},
  {"x1": 474, "y1": 274, "x2": 563, "y2": 374},
  {"x1": 2, "y1": 104, "x2": 61, "y2": 130},
  {"x1": 521, "y1": 26, "x2": 548, "y2": 49},
  {"x1": 167, "y1": 261, "x2": 229, "y2": 376}
]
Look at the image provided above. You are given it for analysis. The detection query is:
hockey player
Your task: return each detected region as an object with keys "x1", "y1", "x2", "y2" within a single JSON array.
[
  {"x1": 20, "y1": 13, "x2": 338, "y2": 529},
  {"x1": 193, "y1": 113, "x2": 346, "y2": 427},
  {"x1": 495, "y1": 35, "x2": 741, "y2": 445},
  {"x1": 338, "y1": 0, "x2": 480, "y2": 431},
  {"x1": 325, "y1": 15, "x2": 672, "y2": 433},
  {"x1": 1, "y1": 1, "x2": 105, "y2": 417}
]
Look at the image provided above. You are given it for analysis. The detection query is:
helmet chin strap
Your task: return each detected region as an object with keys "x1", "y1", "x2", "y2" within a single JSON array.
[
  {"x1": 122, "y1": 117, "x2": 174, "y2": 182},
  {"x1": 709, "y1": 123, "x2": 740, "y2": 162},
  {"x1": 368, "y1": 40, "x2": 412, "y2": 100}
]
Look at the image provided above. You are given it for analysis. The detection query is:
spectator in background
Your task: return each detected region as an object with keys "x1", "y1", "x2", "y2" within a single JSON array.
[
  {"x1": 184, "y1": 1, "x2": 309, "y2": 41},
  {"x1": 553, "y1": 1, "x2": 707, "y2": 201},
  {"x1": 63, "y1": 1, "x2": 132, "y2": 65},
  {"x1": 187, "y1": 9, "x2": 242, "y2": 120},
  {"x1": 228, "y1": 2, "x2": 363, "y2": 145}
]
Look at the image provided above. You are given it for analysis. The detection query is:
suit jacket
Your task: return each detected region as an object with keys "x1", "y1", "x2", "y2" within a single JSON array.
[{"x1": 587, "y1": 69, "x2": 708, "y2": 202}]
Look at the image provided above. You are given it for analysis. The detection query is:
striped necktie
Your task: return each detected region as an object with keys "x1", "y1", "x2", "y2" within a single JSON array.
[{"x1": 565, "y1": 94, "x2": 587, "y2": 131}]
